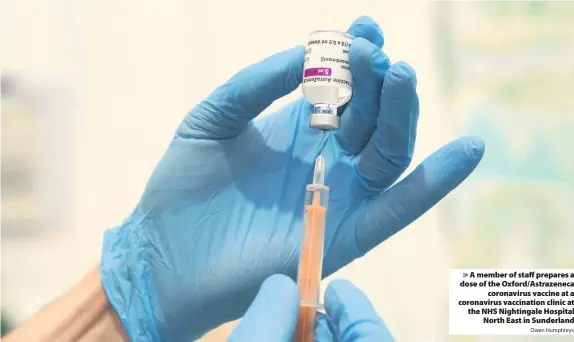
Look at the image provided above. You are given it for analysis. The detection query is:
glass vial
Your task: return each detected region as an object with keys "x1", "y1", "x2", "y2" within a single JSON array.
[{"x1": 302, "y1": 30, "x2": 354, "y2": 130}]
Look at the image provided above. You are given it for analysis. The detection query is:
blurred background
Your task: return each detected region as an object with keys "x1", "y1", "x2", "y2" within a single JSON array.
[{"x1": 1, "y1": 1, "x2": 573, "y2": 341}]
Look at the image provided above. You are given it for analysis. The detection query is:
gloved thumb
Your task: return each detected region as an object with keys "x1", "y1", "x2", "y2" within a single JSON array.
[
  {"x1": 178, "y1": 46, "x2": 304, "y2": 140},
  {"x1": 325, "y1": 279, "x2": 394, "y2": 341},
  {"x1": 228, "y1": 274, "x2": 299, "y2": 342}
]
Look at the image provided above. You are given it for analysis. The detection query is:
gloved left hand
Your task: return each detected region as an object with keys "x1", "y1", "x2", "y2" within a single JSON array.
[
  {"x1": 100, "y1": 16, "x2": 484, "y2": 342},
  {"x1": 229, "y1": 274, "x2": 394, "y2": 341}
]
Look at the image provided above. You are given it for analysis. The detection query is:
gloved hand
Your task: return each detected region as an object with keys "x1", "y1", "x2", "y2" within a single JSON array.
[
  {"x1": 229, "y1": 274, "x2": 394, "y2": 341},
  {"x1": 101, "y1": 16, "x2": 485, "y2": 341}
]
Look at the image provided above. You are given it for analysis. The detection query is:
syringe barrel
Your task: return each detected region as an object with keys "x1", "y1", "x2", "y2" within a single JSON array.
[
  {"x1": 295, "y1": 184, "x2": 329, "y2": 342},
  {"x1": 299, "y1": 184, "x2": 329, "y2": 298}
]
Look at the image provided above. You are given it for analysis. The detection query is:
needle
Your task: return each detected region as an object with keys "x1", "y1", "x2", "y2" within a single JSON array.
[{"x1": 319, "y1": 130, "x2": 326, "y2": 156}]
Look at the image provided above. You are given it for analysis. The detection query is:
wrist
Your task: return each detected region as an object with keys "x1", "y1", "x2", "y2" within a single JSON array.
[
  {"x1": 4, "y1": 266, "x2": 128, "y2": 342},
  {"x1": 101, "y1": 216, "x2": 160, "y2": 341}
]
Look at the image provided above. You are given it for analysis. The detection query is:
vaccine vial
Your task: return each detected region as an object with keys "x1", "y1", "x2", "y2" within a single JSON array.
[{"x1": 302, "y1": 30, "x2": 354, "y2": 130}]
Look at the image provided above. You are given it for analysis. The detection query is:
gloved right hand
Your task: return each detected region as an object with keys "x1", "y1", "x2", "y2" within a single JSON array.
[{"x1": 229, "y1": 274, "x2": 394, "y2": 341}]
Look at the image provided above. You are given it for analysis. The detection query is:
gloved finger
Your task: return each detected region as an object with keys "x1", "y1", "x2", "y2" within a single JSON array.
[
  {"x1": 178, "y1": 46, "x2": 305, "y2": 140},
  {"x1": 355, "y1": 62, "x2": 419, "y2": 191},
  {"x1": 347, "y1": 16, "x2": 385, "y2": 48},
  {"x1": 355, "y1": 137, "x2": 485, "y2": 256},
  {"x1": 336, "y1": 16, "x2": 388, "y2": 155},
  {"x1": 336, "y1": 37, "x2": 390, "y2": 155},
  {"x1": 315, "y1": 312, "x2": 336, "y2": 341},
  {"x1": 228, "y1": 274, "x2": 299, "y2": 342},
  {"x1": 324, "y1": 279, "x2": 394, "y2": 341}
]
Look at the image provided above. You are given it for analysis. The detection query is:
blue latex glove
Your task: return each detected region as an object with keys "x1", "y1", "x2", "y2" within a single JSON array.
[
  {"x1": 101, "y1": 16, "x2": 485, "y2": 341},
  {"x1": 229, "y1": 274, "x2": 394, "y2": 342}
]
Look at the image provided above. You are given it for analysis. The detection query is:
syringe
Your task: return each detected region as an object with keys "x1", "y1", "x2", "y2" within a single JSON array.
[{"x1": 294, "y1": 148, "x2": 329, "y2": 342}]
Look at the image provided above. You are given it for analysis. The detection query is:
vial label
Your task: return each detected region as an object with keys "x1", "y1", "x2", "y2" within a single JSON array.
[
  {"x1": 302, "y1": 31, "x2": 353, "y2": 107},
  {"x1": 304, "y1": 67, "x2": 332, "y2": 77}
]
